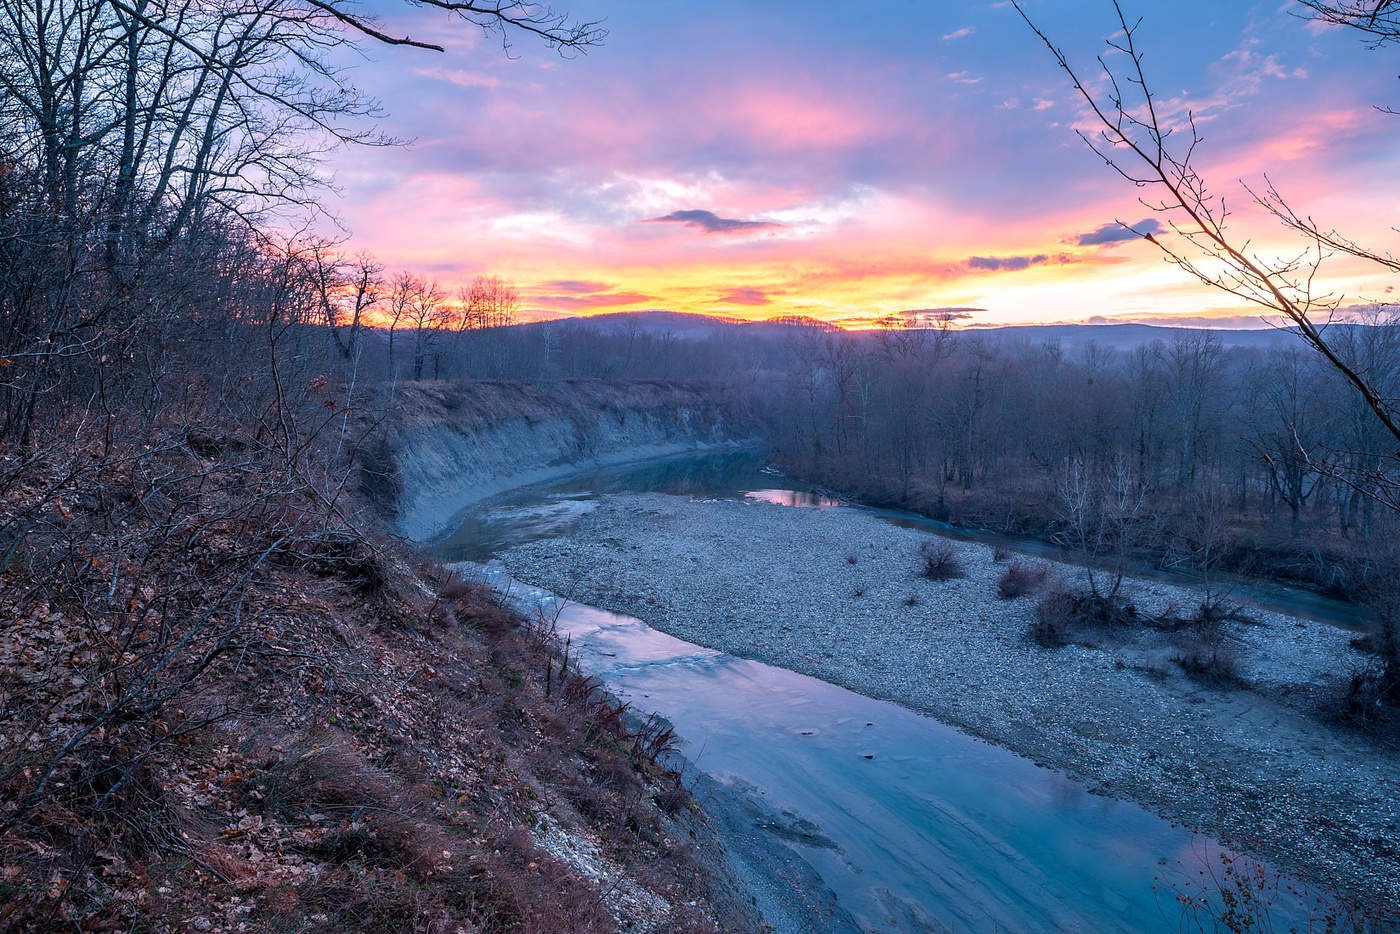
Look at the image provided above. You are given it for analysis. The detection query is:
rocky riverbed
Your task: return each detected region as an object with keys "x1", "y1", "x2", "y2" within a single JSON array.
[{"x1": 499, "y1": 492, "x2": 1400, "y2": 912}]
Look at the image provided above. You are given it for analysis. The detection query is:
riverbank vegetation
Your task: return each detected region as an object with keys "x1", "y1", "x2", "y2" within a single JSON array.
[
  {"x1": 0, "y1": 438, "x2": 722, "y2": 929},
  {"x1": 0, "y1": 0, "x2": 748, "y2": 928},
  {"x1": 433, "y1": 311, "x2": 1400, "y2": 709}
]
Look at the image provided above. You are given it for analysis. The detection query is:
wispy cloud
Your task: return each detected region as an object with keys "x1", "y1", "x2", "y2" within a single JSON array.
[
  {"x1": 941, "y1": 26, "x2": 974, "y2": 40},
  {"x1": 541, "y1": 279, "x2": 614, "y2": 293},
  {"x1": 946, "y1": 70, "x2": 983, "y2": 85},
  {"x1": 412, "y1": 67, "x2": 505, "y2": 90},
  {"x1": 900, "y1": 306, "x2": 982, "y2": 324},
  {"x1": 716, "y1": 287, "x2": 773, "y2": 305},
  {"x1": 649, "y1": 209, "x2": 781, "y2": 234}
]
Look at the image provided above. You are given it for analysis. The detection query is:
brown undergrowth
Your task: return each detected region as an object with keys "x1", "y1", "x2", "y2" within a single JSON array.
[{"x1": 0, "y1": 426, "x2": 729, "y2": 932}]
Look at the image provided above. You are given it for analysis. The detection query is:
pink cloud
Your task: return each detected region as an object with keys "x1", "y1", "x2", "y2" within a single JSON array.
[
  {"x1": 715, "y1": 287, "x2": 773, "y2": 305},
  {"x1": 716, "y1": 86, "x2": 887, "y2": 149},
  {"x1": 413, "y1": 67, "x2": 505, "y2": 90}
]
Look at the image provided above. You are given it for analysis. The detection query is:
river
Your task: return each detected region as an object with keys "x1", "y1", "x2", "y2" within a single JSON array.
[{"x1": 434, "y1": 449, "x2": 1349, "y2": 933}]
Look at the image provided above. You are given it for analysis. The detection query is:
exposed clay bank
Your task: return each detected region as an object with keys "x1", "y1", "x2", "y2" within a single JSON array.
[{"x1": 374, "y1": 380, "x2": 751, "y2": 541}]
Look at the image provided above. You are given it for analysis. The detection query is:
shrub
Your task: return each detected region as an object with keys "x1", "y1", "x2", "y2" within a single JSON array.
[
  {"x1": 1343, "y1": 606, "x2": 1400, "y2": 727},
  {"x1": 917, "y1": 539, "x2": 966, "y2": 581},
  {"x1": 1157, "y1": 842, "x2": 1382, "y2": 933},
  {"x1": 1194, "y1": 594, "x2": 1251, "y2": 627},
  {"x1": 1031, "y1": 590, "x2": 1076, "y2": 645},
  {"x1": 991, "y1": 544, "x2": 1012, "y2": 562},
  {"x1": 1032, "y1": 586, "x2": 1137, "y2": 646},
  {"x1": 1174, "y1": 631, "x2": 1239, "y2": 684},
  {"x1": 997, "y1": 561, "x2": 1048, "y2": 600},
  {"x1": 1168, "y1": 600, "x2": 1243, "y2": 685}
]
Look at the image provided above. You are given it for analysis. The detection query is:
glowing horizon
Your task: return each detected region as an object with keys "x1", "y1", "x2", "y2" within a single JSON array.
[{"x1": 334, "y1": 1, "x2": 1399, "y2": 330}]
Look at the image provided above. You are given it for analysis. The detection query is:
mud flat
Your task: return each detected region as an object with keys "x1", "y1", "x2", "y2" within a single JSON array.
[{"x1": 499, "y1": 493, "x2": 1400, "y2": 909}]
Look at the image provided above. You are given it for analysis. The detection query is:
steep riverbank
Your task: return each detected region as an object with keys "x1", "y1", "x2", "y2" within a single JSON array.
[
  {"x1": 0, "y1": 430, "x2": 755, "y2": 931},
  {"x1": 368, "y1": 381, "x2": 750, "y2": 541},
  {"x1": 499, "y1": 493, "x2": 1400, "y2": 914}
]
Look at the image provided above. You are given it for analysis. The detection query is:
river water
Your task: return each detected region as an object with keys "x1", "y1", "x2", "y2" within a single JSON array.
[
  {"x1": 435, "y1": 449, "x2": 1338, "y2": 932},
  {"x1": 434, "y1": 449, "x2": 1368, "y2": 630}
]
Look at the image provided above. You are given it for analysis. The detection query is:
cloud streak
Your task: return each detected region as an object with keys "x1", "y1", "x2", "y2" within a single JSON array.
[
  {"x1": 1075, "y1": 218, "x2": 1164, "y2": 246},
  {"x1": 966, "y1": 253, "x2": 1075, "y2": 272},
  {"x1": 649, "y1": 209, "x2": 781, "y2": 234}
]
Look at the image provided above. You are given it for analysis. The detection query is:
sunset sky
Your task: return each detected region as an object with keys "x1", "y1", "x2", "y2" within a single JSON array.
[{"x1": 334, "y1": 0, "x2": 1399, "y2": 328}]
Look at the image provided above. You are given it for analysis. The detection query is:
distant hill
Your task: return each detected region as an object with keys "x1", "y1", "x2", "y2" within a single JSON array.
[
  {"x1": 520, "y1": 311, "x2": 742, "y2": 339},
  {"x1": 517, "y1": 311, "x2": 1309, "y2": 351},
  {"x1": 956, "y1": 323, "x2": 1299, "y2": 351}
]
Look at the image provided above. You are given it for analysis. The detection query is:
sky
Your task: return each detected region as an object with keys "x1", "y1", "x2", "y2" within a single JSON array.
[{"x1": 327, "y1": 0, "x2": 1400, "y2": 328}]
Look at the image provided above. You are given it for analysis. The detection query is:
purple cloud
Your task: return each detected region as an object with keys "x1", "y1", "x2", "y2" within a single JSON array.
[
  {"x1": 1075, "y1": 218, "x2": 1164, "y2": 246},
  {"x1": 542, "y1": 279, "x2": 613, "y2": 293},
  {"x1": 966, "y1": 253, "x2": 1080, "y2": 272},
  {"x1": 650, "y1": 210, "x2": 781, "y2": 234},
  {"x1": 967, "y1": 254, "x2": 1048, "y2": 272}
]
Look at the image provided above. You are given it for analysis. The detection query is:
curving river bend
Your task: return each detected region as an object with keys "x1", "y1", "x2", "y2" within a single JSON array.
[{"x1": 435, "y1": 450, "x2": 1348, "y2": 933}]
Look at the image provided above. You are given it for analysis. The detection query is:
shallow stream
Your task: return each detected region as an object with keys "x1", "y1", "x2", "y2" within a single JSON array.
[{"x1": 435, "y1": 450, "x2": 1337, "y2": 932}]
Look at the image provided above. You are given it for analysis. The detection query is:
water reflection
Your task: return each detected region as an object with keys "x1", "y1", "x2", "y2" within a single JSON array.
[
  {"x1": 744, "y1": 488, "x2": 844, "y2": 508},
  {"x1": 465, "y1": 569, "x2": 1323, "y2": 934}
]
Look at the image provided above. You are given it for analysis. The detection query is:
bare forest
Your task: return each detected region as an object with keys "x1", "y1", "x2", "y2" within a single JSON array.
[{"x1": 1, "y1": 0, "x2": 1398, "y2": 929}]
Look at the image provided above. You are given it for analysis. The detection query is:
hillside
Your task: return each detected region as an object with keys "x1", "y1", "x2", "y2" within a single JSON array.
[{"x1": 0, "y1": 415, "x2": 753, "y2": 931}]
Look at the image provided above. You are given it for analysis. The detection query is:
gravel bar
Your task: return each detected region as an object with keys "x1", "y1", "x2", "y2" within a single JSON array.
[{"x1": 499, "y1": 493, "x2": 1400, "y2": 910}]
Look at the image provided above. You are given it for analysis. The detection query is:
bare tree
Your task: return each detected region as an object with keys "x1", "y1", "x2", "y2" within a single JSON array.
[
  {"x1": 1056, "y1": 456, "x2": 1147, "y2": 602},
  {"x1": 385, "y1": 271, "x2": 415, "y2": 381},
  {"x1": 1014, "y1": 0, "x2": 1400, "y2": 507},
  {"x1": 407, "y1": 277, "x2": 449, "y2": 380},
  {"x1": 1298, "y1": 1, "x2": 1400, "y2": 49},
  {"x1": 296, "y1": 0, "x2": 605, "y2": 54},
  {"x1": 1246, "y1": 350, "x2": 1330, "y2": 534},
  {"x1": 1157, "y1": 332, "x2": 1222, "y2": 491},
  {"x1": 458, "y1": 274, "x2": 520, "y2": 331},
  {"x1": 312, "y1": 245, "x2": 382, "y2": 361}
]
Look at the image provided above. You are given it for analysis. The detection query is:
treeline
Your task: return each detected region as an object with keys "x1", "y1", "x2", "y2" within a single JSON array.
[
  {"x1": 0, "y1": 0, "x2": 540, "y2": 449},
  {"x1": 758, "y1": 320, "x2": 1400, "y2": 596},
  {"x1": 0, "y1": 0, "x2": 376, "y2": 449},
  {"x1": 432, "y1": 314, "x2": 1400, "y2": 597}
]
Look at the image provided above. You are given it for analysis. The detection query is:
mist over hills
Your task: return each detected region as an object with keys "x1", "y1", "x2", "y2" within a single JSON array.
[{"x1": 517, "y1": 310, "x2": 1304, "y2": 351}]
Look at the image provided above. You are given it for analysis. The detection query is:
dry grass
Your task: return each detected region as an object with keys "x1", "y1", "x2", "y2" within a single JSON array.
[{"x1": 0, "y1": 428, "x2": 723, "y2": 931}]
